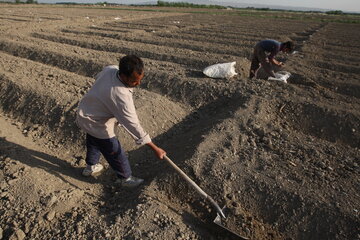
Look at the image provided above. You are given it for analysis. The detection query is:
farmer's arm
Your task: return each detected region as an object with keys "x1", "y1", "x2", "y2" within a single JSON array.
[
  {"x1": 147, "y1": 141, "x2": 166, "y2": 159},
  {"x1": 110, "y1": 90, "x2": 150, "y2": 144},
  {"x1": 111, "y1": 92, "x2": 166, "y2": 159},
  {"x1": 268, "y1": 45, "x2": 283, "y2": 67},
  {"x1": 270, "y1": 57, "x2": 283, "y2": 66}
]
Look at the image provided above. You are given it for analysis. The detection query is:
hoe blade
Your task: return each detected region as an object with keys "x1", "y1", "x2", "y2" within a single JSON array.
[{"x1": 213, "y1": 207, "x2": 249, "y2": 240}]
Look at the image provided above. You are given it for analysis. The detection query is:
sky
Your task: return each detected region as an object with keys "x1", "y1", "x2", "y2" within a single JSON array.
[
  {"x1": 36, "y1": 0, "x2": 360, "y2": 13},
  {"x1": 235, "y1": 0, "x2": 360, "y2": 12}
]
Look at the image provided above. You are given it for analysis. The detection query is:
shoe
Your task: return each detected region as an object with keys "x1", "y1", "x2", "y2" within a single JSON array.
[
  {"x1": 82, "y1": 163, "x2": 104, "y2": 176},
  {"x1": 116, "y1": 176, "x2": 144, "y2": 188}
]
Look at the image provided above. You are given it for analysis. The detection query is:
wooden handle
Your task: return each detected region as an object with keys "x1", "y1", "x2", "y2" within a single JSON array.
[
  {"x1": 163, "y1": 155, "x2": 208, "y2": 199},
  {"x1": 163, "y1": 155, "x2": 226, "y2": 218}
]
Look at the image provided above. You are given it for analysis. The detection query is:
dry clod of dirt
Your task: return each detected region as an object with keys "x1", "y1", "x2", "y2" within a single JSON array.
[
  {"x1": 0, "y1": 3, "x2": 359, "y2": 240},
  {"x1": 8, "y1": 228, "x2": 26, "y2": 240}
]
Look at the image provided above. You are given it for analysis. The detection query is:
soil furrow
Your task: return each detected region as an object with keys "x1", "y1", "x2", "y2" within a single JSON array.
[
  {"x1": 0, "y1": 38, "x2": 105, "y2": 78},
  {"x1": 0, "y1": 16, "x2": 28, "y2": 22},
  {"x1": 311, "y1": 60, "x2": 360, "y2": 74},
  {"x1": 280, "y1": 101, "x2": 360, "y2": 148},
  {"x1": 60, "y1": 28, "x2": 249, "y2": 57},
  {"x1": 0, "y1": 37, "x2": 237, "y2": 107},
  {"x1": 31, "y1": 32, "x2": 238, "y2": 69},
  {"x1": 155, "y1": 31, "x2": 255, "y2": 50}
]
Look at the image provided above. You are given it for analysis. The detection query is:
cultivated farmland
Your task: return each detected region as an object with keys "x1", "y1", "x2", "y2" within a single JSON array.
[{"x1": 0, "y1": 4, "x2": 359, "y2": 240}]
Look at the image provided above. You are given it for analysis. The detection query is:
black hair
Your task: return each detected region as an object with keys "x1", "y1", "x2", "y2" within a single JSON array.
[
  {"x1": 283, "y1": 41, "x2": 294, "y2": 52},
  {"x1": 118, "y1": 55, "x2": 144, "y2": 77}
]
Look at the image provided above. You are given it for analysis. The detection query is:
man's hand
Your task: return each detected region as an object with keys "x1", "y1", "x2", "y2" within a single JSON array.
[
  {"x1": 153, "y1": 147, "x2": 166, "y2": 159},
  {"x1": 270, "y1": 58, "x2": 284, "y2": 67},
  {"x1": 147, "y1": 142, "x2": 166, "y2": 159}
]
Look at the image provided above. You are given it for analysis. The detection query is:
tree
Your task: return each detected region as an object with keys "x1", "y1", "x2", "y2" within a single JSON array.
[{"x1": 326, "y1": 10, "x2": 343, "y2": 15}]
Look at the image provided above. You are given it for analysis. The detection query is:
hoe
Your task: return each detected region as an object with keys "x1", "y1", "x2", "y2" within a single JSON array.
[
  {"x1": 163, "y1": 155, "x2": 248, "y2": 240},
  {"x1": 120, "y1": 124, "x2": 247, "y2": 239}
]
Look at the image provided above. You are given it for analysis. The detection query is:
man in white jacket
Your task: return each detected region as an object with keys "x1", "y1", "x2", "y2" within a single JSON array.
[{"x1": 76, "y1": 55, "x2": 166, "y2": 188}]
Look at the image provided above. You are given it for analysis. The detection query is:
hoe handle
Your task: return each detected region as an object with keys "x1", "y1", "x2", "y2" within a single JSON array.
[{"x1": 163, "y1": 155, "x2": 226, "y2": 218}]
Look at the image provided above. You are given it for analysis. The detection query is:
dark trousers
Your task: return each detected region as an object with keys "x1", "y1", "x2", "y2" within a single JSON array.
[
  {"x1": 249, "y1": 43, "x2": 275, "y2": 78},
  {"x1": 85, "y1": 134, "x2": 131, "y2": 179}
]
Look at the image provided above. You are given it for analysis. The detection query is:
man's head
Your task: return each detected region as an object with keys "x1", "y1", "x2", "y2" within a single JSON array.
[
  {"x1": 281, "y1": 41, "x2": 294, "y2": 53},
  {"x1": 118, "y1": 55, "x2": 144, "y2": 87}
]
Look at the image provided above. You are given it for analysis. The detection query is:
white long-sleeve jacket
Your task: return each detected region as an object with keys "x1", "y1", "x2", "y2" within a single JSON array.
[{"x1": 76, "y1": 65, "x2": 151, "y2": 145}]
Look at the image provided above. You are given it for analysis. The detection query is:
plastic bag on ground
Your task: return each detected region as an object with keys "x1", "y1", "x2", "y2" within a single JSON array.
[
  {"x1": 268, "y1": 71, "x2": 291, "y2": 83},
  {"x1": 203, "y1": 62, "x2": 238, "y2": 79}
]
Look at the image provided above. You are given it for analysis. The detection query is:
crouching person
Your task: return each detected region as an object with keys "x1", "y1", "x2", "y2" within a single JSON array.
[{"x1": 249, "y1": 39, "x2": 294, "y2": 79}]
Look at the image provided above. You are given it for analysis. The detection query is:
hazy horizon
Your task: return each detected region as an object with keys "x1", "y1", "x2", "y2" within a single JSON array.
[{"x1": 33, "y1": 0, "x2": 360, "y2": 13}]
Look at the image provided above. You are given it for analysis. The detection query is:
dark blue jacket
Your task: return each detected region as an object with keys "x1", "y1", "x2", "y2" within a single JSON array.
[{"x1": 259, "y1": 39, "x2": 281, "y2": 60}]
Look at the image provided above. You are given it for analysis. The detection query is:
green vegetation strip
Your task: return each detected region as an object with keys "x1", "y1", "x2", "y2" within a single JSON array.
[{"x1": 157, "y1": 0, "x2": 226, "y2": 9}]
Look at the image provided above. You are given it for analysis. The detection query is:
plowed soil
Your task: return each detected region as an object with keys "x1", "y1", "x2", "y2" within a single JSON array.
[{"x1": 0, "y1": 4, "x2": 359, "y2": 240}]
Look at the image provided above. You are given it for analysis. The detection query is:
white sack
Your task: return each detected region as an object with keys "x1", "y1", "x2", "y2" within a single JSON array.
[
  {"x1": 203, "y1": 62, "x2": 238, "y2": 79},
  {"x1": 268, "y1": 71, "x2": 291, "y2": 83}
]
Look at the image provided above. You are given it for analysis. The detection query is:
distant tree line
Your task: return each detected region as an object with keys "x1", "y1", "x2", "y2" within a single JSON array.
[
  {"x1": 245, "y1": 6, "x2": 359, "y2": 16},
  {"x1": 13, "y1": 0, "x2": 38, "y2": 3},
  {"x1": 325, "y1": 10, "x2": 344, "y2": 15},
  {"x1": 54, "y1": 1, "x2": 117, "y2": 6},
  {"x1": 55, "y1": 2, "x2": 78, "y2": 4},
  {"x1": 97, "y1": 1, "x2": 107, "y2": 5},
  {"x1": 157, "y1": 0, "x2": 226, "y2": 9}
]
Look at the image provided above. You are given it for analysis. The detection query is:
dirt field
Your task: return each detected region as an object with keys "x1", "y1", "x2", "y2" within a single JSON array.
[{"x1": 0, "y1": 4, "x2": 359, "y2": 240}]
